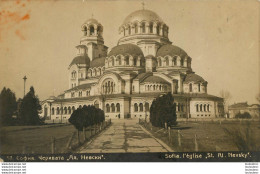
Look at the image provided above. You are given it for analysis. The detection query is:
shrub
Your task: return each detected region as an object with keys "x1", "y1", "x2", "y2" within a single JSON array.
[
  {"x1": 235, "y1": 112, "x2": 251, "y2": 119},
  {"x1": 150, "y1": 93, "x2": 177, "y2": 127}
]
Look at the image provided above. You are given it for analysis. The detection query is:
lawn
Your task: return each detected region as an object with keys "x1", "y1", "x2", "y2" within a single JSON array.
[
  {"x1": 0, "y1": 124, "x2": 96, "y2": 154},
  {"x1": 141, "y1": 120, "x2": 260, "y2": 152}
]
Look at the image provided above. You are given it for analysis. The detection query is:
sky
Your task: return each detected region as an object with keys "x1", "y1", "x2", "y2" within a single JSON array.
[{"x1": 0, "y1": 0, "x2": 259, "y2": 104}]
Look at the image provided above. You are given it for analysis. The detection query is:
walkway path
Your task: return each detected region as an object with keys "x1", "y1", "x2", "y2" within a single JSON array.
[{"x1": 78, "y1": 119, "x2": 172, "y2": 153}]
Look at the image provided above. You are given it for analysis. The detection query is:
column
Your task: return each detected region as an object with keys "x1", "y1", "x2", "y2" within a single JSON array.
[
  {"x1": 153, "y1": 23, "x2": 157, "y2": 34},
  {"x1": 94, "y1": 25, "x2": 97, "y2": 36},
  {"x1": 87, "y1": 26, "x2": 90, "y2": 36},
  {"x1": 159, "y1": 25, "x2": 163, "y2": 36}
]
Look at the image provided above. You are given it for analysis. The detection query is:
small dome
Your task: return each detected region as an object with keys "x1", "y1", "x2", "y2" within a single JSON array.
[
  {"x1": 142, "y1": 76, "x2": 170, "y2": 84},
  {"x1": 156, "y1": 44, "x2": 187, "y2": 57},
  {"x1": 84, "y1": 18, "x2": 100, "y2": 25},
  {"x1": 108, "y1": 44, "x2": 144, "y2": 57},
  {"x1": 184, "y1": 73, "x2": 206, "y2": 83},
  {"x1": 122, "y1": 9, "x2": 163, "y2": 26},
  {"x1": 69, "y1": 55, "x2": 90, "y2": 67},
  {"x1": 90, "y1": 57, "x2": 105, "y2": 68}
]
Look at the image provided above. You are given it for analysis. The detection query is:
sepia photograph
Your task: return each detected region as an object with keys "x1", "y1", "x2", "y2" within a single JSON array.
[{"x1": 0, "y1": 0, "x2": 259, "y2": 163}]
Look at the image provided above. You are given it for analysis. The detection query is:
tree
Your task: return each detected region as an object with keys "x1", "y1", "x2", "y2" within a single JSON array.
[
  {"x1": 235, "y1": 112, "x2": 251, "y2": 119},
  {"x1": 19, "y1": 86, "x2": 42, "y2": 125},
  {"x1": 219, "y1": 90, "x2": 232, "y2": 115},
  {"x1": 69, "y1": 105, "x2": 105, "y2": 144},
  {"x1": 0, "y1": 87, "x2": 17, "y2": 126},
  {"x1": 150, "y1": 93, "x2": 177, "y2": 127}
]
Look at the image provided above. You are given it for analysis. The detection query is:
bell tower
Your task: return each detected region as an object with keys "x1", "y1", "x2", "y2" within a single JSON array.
[{"x1": 80, "y1": 18, "x2": 108, "y2": 61}]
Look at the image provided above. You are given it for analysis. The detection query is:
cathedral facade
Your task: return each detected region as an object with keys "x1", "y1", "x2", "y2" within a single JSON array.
[{"x1": 41, "y1": 9, "x2": 224, "y2": 122}]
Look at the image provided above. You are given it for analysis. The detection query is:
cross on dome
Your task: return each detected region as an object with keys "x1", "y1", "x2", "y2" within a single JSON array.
[{"x1": 141, "y1": 1, "x2": 145, "y2": 10}]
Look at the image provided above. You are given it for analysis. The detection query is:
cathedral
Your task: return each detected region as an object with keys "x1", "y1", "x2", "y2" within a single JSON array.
[{"x1": 41, "y1": 9, "x2": 224, "y2": 122}]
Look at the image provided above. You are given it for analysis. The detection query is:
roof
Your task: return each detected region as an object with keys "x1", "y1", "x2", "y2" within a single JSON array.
[
  {"x1": 134, "y1": 72, "x2": 153, "y2": 80},
  {"x1": 142, "y1": 76, "x2": 170, "y2": 84},
  {"x1": 108, "y1": 44, "x2": 144, "y2": 57},
  {"x1": 122, "y1": 9, "x2": 163, "y2": 26},
  {"x1": 156, "y1": 44, "x2": 187, "y2": 57},
  {"x1": 65, "y1": 83, "x2": 95, "y2": 92},
  {"x1": 84, "y1": 18, "x2": 100, "y2": 25},
  {"x1": 184, "y1": 73, "x2": 206, "y2": 83},
  {"x1": 229, "y1": 102, "x2": 249, "y2": 109},
  {"x1": 90, "y1": 57, "x2": 105, "y2": 68},
  {"x1": 52, "y1": 93, "x2": 223, "y2": 103},
  {"x1": 69, "y1": 55, "x2": 90, "y2": 67}
]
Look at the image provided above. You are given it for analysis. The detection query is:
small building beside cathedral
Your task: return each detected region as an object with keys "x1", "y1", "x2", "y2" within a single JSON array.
[{"x1": 40, "y1": 9, "x2": 224, "y2": 122}]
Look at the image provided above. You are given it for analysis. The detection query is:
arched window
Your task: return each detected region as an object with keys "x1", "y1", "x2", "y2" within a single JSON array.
[
  {"x1": 56, "y1": 107, "x2": 60, "y2": 115},
  {"x1": 204, "y1": 104, "x2": 207, "y2": 112},
  {"x1": 200, "y1": 104, "x2": 203, "y2": 112},
  {"x1": 94, "y1": 101, "x2": 99, "y2": 109},
  {"x1": 64, "y1": 107, "x2": 67, "y2": 114},
  {"x1": 134, "y1": 103, "x2": 138, "y2": 112},
  {"x1": 133, "y1": 58, "x2": 137, "y2": 66},
  {"x1": 145, "y1": 102, "x2": 149, "y2": 112},
  {"x1": 116, "y1": 103, "x2": 120, "y2": 112},
  {"x1": 189, "y1": 83, "x2": 192, "y2": 92},
  {"x1": 68, "y1": 107, "x2": 71, "y2": 114},
  {"x1": 165, "y1": 57, "x2": 169, "y2": 66},
  {"x1": 72, "y1": 106, "x2": 75, "y2": 112},
  {"x1": 118, "y1": 57, "x2": 122, "y2": 65},
  {"x1": 111, "y1": 103, "x2": 115, "y2": 112},
  {"x1": 141, "y1": 22, "x2": 145, "y2": 33},
  {"x1": 60, "y1": 107, "x2": 63, "y2": 114},
  {"x1": 149, "y1": 23, "x2": 153, "y2": 33},
  {"x1": 198, "y1": 83, "x2": 201, "y2": 92},
  {"x1": 106, "y1": 104, "x2": 110, "y2": 112},
  {"x1": 158, "y1": 58, "x2": 162, "y2": 66},
  {"x1": 79, "y1": 105, "x2": 82, "y2": 109},
  {"x1": 135, "y1": 24, "x2": 138, "y2": 33},
  {"x1": 173, "y1": 57, "x2": 177, "y2": 66},
  {"x1": 181, "y1": 59, "x2": 184, "y2": 66},
  {"x1": 128, "y1": 26, "x2": 131, "y2": 35},
  {"x1": 90, "y1": 26, "x2": 94, "y2": 35},
  {"x1": 207, "y1": 104, "x2": 210, "y2": 112},
  {"x1": 181, "y1": 104, "x2": 184, "y2": 112},
  {"x1": 51, "y1": 108, "x2": 54, "y2": 115},
  {"x1": 125, "y1": 56, "x2": 129, "y2": 65},
  {"x1": 139, "y1": 103, "x2": 143, "y2": 112},
  {"x1": 196, "y1": 104, "x2": 199, "y2": 112}
]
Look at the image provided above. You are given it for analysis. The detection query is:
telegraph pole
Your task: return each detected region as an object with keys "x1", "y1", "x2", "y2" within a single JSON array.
[{"x1": 23, "y1": 76, "x2": 27, "y2": 97}]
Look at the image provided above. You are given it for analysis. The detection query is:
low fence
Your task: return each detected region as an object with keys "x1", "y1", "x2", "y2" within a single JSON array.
[
  {"x1": 21, "y1": 119, "x2": 112, "y2": 154},
  {"x1": 177, "y1": 118, "x2": 260, "y2": 123},
  {"x1": 138, "y1": 118, "x2": 258, "y2": 152}
]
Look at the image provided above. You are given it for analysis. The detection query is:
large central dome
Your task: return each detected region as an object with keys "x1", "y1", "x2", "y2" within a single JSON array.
[{"x1": 122, "y1": 9, "x2": 163, "y2": 25}]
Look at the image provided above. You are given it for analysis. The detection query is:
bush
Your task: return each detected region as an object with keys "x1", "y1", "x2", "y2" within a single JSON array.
[
  {"x1": 69, "y1": 105, "x2": 105, "y2": 132},
  {"x1": 150, "y1": 93, "x2": 177, "y2": 127},
  {"x1": 235, "y1": 112, "x2": 251, "y2": 119}
]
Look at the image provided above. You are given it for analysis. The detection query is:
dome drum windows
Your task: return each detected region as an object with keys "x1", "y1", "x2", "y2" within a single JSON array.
[
  {"x1": 81, "y1": 21, "x2": 103, "y2": 37},
  {"x1": 87, "y1": 67, "x2": 103, "y2": 78},
  {"x1": 119, "y1": 20, "x2": 169, "y2": 38},
  {"x1": 144, "y1": 83, "x2": 170, "y2": 92},
  {"x1": 105, "y1": 55, "x2": 144, "y2": 68}
]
